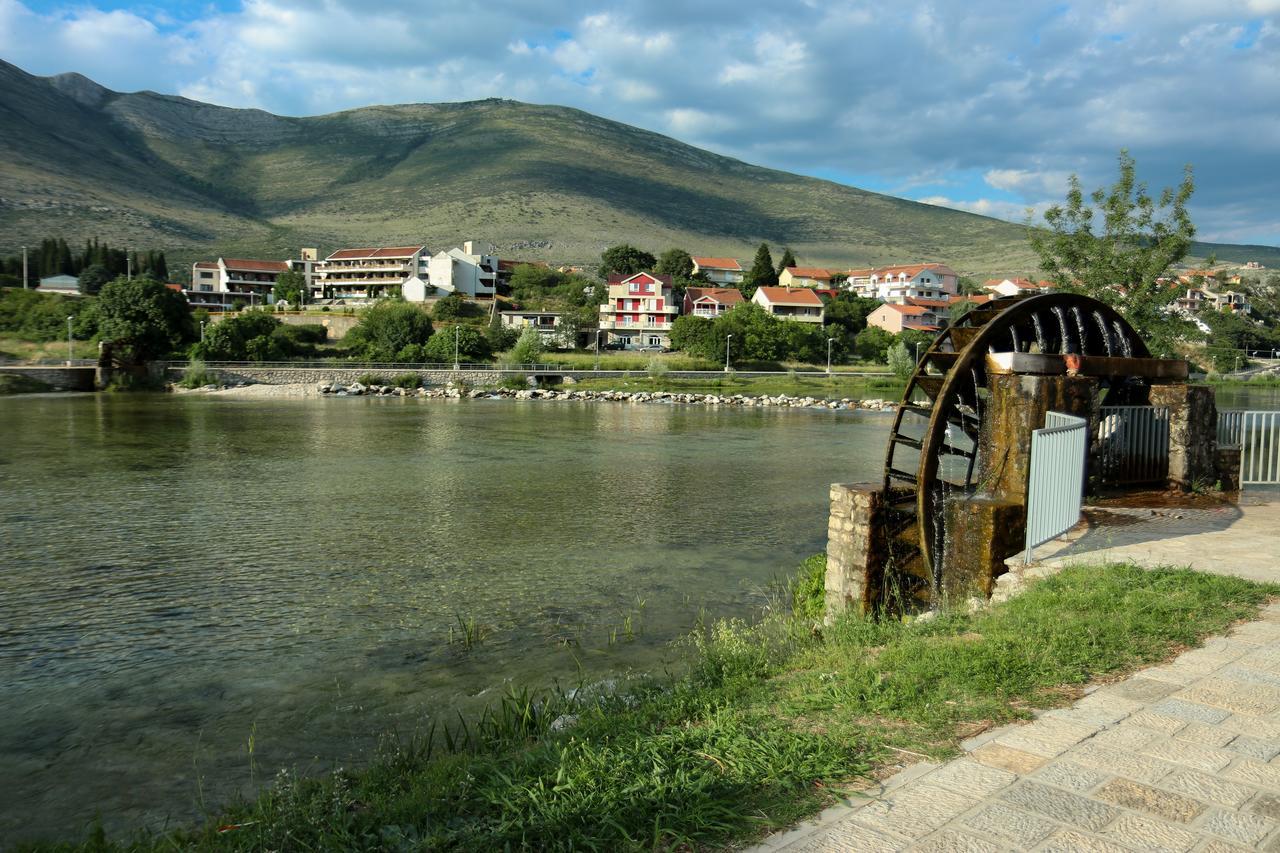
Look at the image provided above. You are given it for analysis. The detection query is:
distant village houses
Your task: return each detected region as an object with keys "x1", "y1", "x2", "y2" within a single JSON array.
[
  {"x1": 598, "y1": 272, "x2": 677, "y2": 349},
  {"x1": 751, "y1": 286, "x2": 825, "y2": 323}
]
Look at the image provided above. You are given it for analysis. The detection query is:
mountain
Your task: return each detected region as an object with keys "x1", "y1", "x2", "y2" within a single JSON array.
[{"x1": 1, "y1": 60, "x2": 1275, "y2": 277}]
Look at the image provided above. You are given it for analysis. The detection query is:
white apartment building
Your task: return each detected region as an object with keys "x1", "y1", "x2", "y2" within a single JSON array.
[
  {"x1": 847, "y1": 264, "x2": 958, "y2": 302},
  {"x1": 599, "y1": 272, "x2": 678, "y2": 348},
  {"x1": 422, "y1": 241, "x2": 498, "y2": 300},
  {"x1": 188, "y1": 255, "x2": 319, "y2": 309},
  {"x1": 312, "y1": 246, "x2": 429, "y2": 302},
  {"x1": 691, "y1": 257, "x2": 744, "y2": 286},
  {"x1": 982, "y1": 277, "x2": 1054, "y2": 298}
]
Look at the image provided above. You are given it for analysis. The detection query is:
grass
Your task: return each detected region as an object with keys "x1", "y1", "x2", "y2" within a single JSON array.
[
  {"x1": 177, "y1": 360, "x2": 219, "y2": 389},
  {"x1": 28, "y1": 561, "x2": 1276, "y2": 852},
  {"x1": 0, "y1": 334, "x2": 98, "y2": 363},
  {"x1": 561, "y1": 373, "x2": 907, "y2": 400}
]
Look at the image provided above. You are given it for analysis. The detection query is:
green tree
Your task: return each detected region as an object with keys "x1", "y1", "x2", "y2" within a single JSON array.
[
  {"x1": 775, "y1": 247, "x2": 797, "y2": 275},
  {"x1": 422, "y1": 325, "x2": 492, "y2": 363},
  {"x1": 97, "y1": 275, "x2": 194, "y2": 364},
  {"x1": 1029, "y1": 150, "x2": 1196, "y2": 355},
  {"x1": 511, "y1": 326, "x2": 544, "y2": 364},
  {"x1": 887, "y1": 341, "x2": 915, "y2": 378},
  {"x1": 193, "y1": 310, "x2": 283, "y2": 361},
  {"x1": 654, "y1": 248, "x2": 694, "y2": 280},
  {"x1": 599, "y1": 245, "x2": 656, "y2": 278},
  {"x1": 272, "y1": 269, "x2": 306, "y2": 307},
  {"x1": 344, "y1": 301, "x2": 434, "y2": 361},
  {"x1": 669, "y1": 315, "x2": 717, "y2": 358},
  {"x1": 487, "y1": 311, "x2": 518, "y2": 352},
  {"x1": 78, "y1": 264, "x2": 113, "y2": 296},
  {"x1": 741, "y1": 243, "x2": 778, "y2": 298},
  {"x1": 823, "y1": 295, "x2": 880, "y2": 337},
  {"x1": 853, "y1": 326, "x2": 895, "y2": 363},
  {"x1": 432, "y1": 294, "x2": 475, "y2": 322},
  {"x1": 949, "y1": 299, "x2": 979, "y2": 323}
]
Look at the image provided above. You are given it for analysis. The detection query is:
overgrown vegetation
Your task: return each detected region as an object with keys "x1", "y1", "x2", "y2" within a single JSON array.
[{"x1": 36, "y1": 563, "x2": 1274, "y2": 852}]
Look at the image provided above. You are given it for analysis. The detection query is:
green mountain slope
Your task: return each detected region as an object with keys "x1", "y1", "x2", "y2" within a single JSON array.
[{"x1": 0, "y1": 60, "x2": 1274, "y2": 276}]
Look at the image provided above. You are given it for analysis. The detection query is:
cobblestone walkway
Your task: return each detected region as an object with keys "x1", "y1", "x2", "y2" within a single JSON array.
[{"x1": 758, "y1": 603, "x2": 1280, "y2": 852}]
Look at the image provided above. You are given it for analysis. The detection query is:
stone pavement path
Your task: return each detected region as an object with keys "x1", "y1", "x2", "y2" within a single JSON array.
[{"x1": 757, "y1": 602, "x2": 1280, "y2": 852}]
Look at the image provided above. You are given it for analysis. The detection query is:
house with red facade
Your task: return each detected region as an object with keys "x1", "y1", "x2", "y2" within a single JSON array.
[{"x1": 598, "y1": 272, "x2": 678, "y2": 349}]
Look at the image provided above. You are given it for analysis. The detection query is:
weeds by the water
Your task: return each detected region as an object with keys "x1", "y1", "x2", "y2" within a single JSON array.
[
  {"x1": 29, "y1": 563, "x2": 1278, "y2": 852},
  {"x1": 448, "y1": 614, "x2": 489, "y2": 650}
]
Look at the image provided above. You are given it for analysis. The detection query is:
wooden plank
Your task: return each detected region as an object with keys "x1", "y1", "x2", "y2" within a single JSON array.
[{"x1": 985, "y1": 351, "x2": 1188, "y2": 382}]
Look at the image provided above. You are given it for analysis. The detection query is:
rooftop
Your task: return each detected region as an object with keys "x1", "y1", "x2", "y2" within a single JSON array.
[{"x1": 755, "y1": 286, "x2": 824, "y2": 306}]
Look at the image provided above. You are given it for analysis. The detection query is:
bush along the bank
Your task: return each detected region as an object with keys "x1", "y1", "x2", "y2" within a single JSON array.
[{"x1": 47, "y1": 562, "x2": 1277, "y2": 852}]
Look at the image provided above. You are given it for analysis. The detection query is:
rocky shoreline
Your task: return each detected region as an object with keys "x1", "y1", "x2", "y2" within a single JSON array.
[{"x1": 315, "y1": 381, "x2": 900, "y2": 411}]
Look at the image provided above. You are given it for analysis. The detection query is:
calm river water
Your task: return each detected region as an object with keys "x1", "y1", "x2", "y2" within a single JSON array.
[{"x1": 0, "y1": 394, "x2": 892, "y2": 843}]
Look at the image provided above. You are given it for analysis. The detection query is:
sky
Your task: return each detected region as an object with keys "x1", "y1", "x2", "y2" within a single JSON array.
[{"x1": 2, "y1": 0, "x2": 1278, "y2": 247}]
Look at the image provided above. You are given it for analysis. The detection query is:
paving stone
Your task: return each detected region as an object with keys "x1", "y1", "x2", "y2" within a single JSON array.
[
  {"x1": 1099, "y1": 813, "x2": 1200, "y2": 852},
  {"x1": 1105, "y1": 676, "x2": 1183, "y2": 702},
  {"x1": 994, "y1": 718, "x2": 1097, "y2": 759},
  {"x1": 1150, "y1": 698, "x2": 1232, "y2": 725},
  {"x1": 1197, "y1": 840, "x2": 1256, "y2": 853},
  {"x1": 1070, "y1": 741, "x2": 1178, "y2": 785},
  {"x1": 1228, "y1": 735, "x2": 1280, "y2": 762},
  {"x1": 851, "y1": 784, "x2": 977, "y2": 840},
  {"x1": 925, "y1": 758, "x2": 1018, "y2": 798},
  {"x1": 1223, "y1": 757, "x2": 1280, "y2": 791},
  {"x1": 999, "y1": 780, "x2": 1118, "y2": 831},
  {"x1": 1041, "y1": 706, "x2": 1128, "y2": 729},
  {"x1": 1174, "y1": 722, "x2": 1238, "y2": 748},
  {"x1": 1090, "y1": 725, "x2": 1160, "y2": 750},
  {"x1": 1141, "y1": 738, "x2": 1237, "y2": 773},
  {"x1": 971, "y1": 742, "x2": 1048, "y2": 774},
  {"x1": 1198, "y1": 807, "x2": 1277, "y2": 846},
  {"x1": 1161, "y1": 769, "x2": 1259, "y2": 808},
  {"x1": 1219, "y1": 714, "x2": 1280, "y2": 740},
  {"x1": 1248, "y1": 792, "x2": 1280, "y2": 821},
  {"x1": 912, "y1": 829, "x2": 1006, "y2": 853},
  {"x1": 790, "y1": 821, "x2": 902, "y2": 852},
  {"x1": 1032, "y1": 760, "x2": 1111, "y2": 793},
  {"x1": 1179, "y1": 686, "x2": 1280, "y2": 717},
  {"x1": 962, "y1": 802, "x2": 1057, "y2": 847},
  {"x1": 1231, "y1": 622, "x2": 1280, "y2": 643},
  {"x1": 1076, "y1": 691, "x2": 1148, "y2": 715},
  {"x1": 1034, "y1": 828, "x2": 1131, "y2": 852},
  {"x1": 1218, "y1": 665, "x2": 1280, "y2": 690},
  {"x1": 1094, "y1": 777, "x2": 1205, "y2": 823},
  {"x1": 1127, "y1": 710, "x2": 1190, "y2": 734}
]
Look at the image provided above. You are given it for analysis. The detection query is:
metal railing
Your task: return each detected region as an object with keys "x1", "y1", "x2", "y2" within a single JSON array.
[
  {"x1": 1240, "y1": 411, "x2": 1280, "y2": 486},
  {"x1": 159, "y1": 360, "x2": 897, "y2": 377},
  {"x1": 1097, "y1": 406, "x2": 1171, "y2": 484},
  {"x1": 1024, "y1": 411, "x2": 1088, "y2": 564},
  {"x1": 1218, "y1": 410, "x2": 1245, "y2": 447}
]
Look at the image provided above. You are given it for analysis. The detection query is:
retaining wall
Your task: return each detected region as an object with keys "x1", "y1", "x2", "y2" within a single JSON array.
[{"x1": 0, "y1": 365, "x2": 98, "y2": 391}]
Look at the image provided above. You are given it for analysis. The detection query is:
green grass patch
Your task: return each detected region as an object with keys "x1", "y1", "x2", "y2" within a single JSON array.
[{"x1": 28, "y1": 563, "x2": 1274, "y2": 851}]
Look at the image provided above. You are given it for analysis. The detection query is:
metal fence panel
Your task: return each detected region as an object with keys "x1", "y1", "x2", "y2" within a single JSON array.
[
  {"x1": 1097, "y1": 406, "x2": 1170, "y2": 484},
  {"x1": 1241, "y1": 411, "x2": 1280, "y2": 486},
  {"x1": 1218, "y1": 410, "x2": 1245, "y2": 447},
  {"x1": 1025, "y1": 412, "x2": 1088, "y2": 564}
]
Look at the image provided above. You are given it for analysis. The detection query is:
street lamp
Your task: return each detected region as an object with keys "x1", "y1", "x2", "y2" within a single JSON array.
[
  {"x1": 453, "y1": 325, "x2": 460, "y2": 371},
  {"x1": 915, "y1": 341, "x2": 924, "y2": 365},
  {"x1": 595, "y1": 329, "x2": 604, "y2": 371},
  {"x1": 826, "y1": 337, "x2": 835, "y2": 375},
  {"x1": 724, "y1": 333, "x2": 733, "y2": 373},
  {"x1": 66, "y1": 315, "x2": 73, "y2": 365},
  {"x1": 200, "y1": 320, "x2": 207, "y2": 341}
]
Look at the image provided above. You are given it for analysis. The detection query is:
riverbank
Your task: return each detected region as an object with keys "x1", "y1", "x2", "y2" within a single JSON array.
[{"x1": 32, "y1": 562, "x2": 1276, "y2": 851}]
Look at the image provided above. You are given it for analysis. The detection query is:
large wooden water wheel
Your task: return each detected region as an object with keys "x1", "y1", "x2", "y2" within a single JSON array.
[{"x1": 881, "y1": 292, "x2": 1153, "y2": 603}]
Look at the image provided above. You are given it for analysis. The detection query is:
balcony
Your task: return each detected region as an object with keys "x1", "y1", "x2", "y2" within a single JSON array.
[{"x1": 598, "y1": 320, "x2": 673, "y2": 331}]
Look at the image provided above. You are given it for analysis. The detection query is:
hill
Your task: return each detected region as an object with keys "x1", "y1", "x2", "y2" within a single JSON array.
[{"x1": 0, "y1": 60, "x2": 1274, "y2": 277}]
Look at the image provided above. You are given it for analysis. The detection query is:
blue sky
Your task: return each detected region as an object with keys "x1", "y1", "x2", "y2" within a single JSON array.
[{"x1": 2, "y1": 0, "x2": 1278, "y2": 247}]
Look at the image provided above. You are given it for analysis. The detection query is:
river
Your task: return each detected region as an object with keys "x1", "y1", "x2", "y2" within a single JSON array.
[{"x1": 0, "y1": 394, "x2": 891, "y2": 844}]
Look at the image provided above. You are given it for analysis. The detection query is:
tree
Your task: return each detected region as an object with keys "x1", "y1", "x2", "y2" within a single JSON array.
[
  {"x1": 823, "y1": 295, "x2": 880, "y2": 337},
  {"x1": 949, "y1": 299, "x2": 980, "y2": 323},
  {"x1": 887, "y1": 342, "x2": 915, "y2": 378},
  {"x1": 853, "y1": 326, "x2": 895, "y2": 363},
  {"x1": 97, "y1": 275, "x2": 194, "y2": 364},
  {"x1": 487, "y1": 311, "x2": 518, "y2": 352},
  {"x1": 511, "y1": 326, "x2": 544, "y2": 364},
  {"x1": 343, "y1": 301, "x2": 434, "y2": 361},
  {"x1": 599, "y1": 245, "x2": 656, "y2": 278},
  {"x1": 740, "y1": 243, "x2": 778, "y2": 298},
  {"x1": 1029, "y1": 150, "x2": 1196, "y2": 355},
  {"x1": 272, "y1": 269, "x2": 306, "y2": 307},
  {"x1": 193, "y1": 310, "x2": 283, "y2": 361},
  {"x1": 78, "y1": 264, "x2": 113, "y2": 296},
  {"x1": 654, "y1": 248, "x2": 694, "y2": 280},
  {"x1": 422, "y1": 325, "x2": 492, "y2": 363},
  {"x1": 432, "y1": 294, "x2": 473, "y2": 321},
  {"x1": 669, "y1": 315, "x2": 717, "y2": 358},
  {"x1": 775, "y1": 247, "x2": 797, "y2": 275}
]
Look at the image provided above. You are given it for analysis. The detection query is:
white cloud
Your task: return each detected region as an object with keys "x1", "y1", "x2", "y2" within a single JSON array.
[{"x1": 918, "y1": 196, "x2": 1052, "y2": 224}]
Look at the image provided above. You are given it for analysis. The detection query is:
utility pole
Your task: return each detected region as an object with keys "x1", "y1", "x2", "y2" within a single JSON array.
[
  {"x1": 22, "y1": 245, "x2": 28, "y2": 289},
  {"x1": 66, "y1": 315, "x2": 73, "y2": 365}
]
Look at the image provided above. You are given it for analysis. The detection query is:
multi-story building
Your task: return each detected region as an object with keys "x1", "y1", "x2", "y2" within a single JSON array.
[
  {"x1": 779, "y1": 267, "x2": 833, "y2": 288},
  {"x1": 598, "y1": 272, "x2": 677, "y2": 349},
  {"x1": 867, "y1": 302, "x2": 941, "y2": 333},
  {"x1": 313, "y1": 246, "x2": 429, "y2": 303},
  {"x1": 982, "y1": 277, "x2": 1054, "y2": 298},
  {"x1": 188, "y1": 256, "x2": 316, "y2": 309},
  {"x1": 751, "y1": 286, "x2": 825, "y2": 322},
  {"x1": 423, "y1": 241, "x2": 498, "y2": 300},
  {"x1": 683, "y1": 287, "x2": 744, "y2": 317},
  {"x1": 691, "y1": 257, "x2": 744, "y2": 286},
  {"x1": 846, "y1": 264, "x2": 958, "y2": 302},
  {"x1": 501, "y1": 310, "x2": 573, "y2": 348}
]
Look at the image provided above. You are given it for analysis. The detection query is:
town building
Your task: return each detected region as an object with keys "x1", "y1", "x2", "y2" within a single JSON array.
[
  {"x1": 187, "y1": 256, "x2": 315, "y2": 309},
  {"x1": 751, "y1": 286, "x2": 825, "y2": 323},
  {"x1": 422, "y1": 241, "x2": 498, "y2": 300},
  {"x1": 1177, "y1": 287, "x2": 1251, "y2": 314},
  {"x1": 683, "y1": 287, "x2": 745, "y2": 317},
  {"x1": 690, "y1": 257, "x2": 744, "y2": 286},
  {"x1": 983, "y1": 277, "x2": 1055, "y2": 298},
  {"x1": 313, "y1": 246, "x2": 430, "y2": 303},
  {"x1": 500, "y1": 310, "x2": 573, "y2": 348},
  {"x1": 845, "y1": 263, "x2": 959, "y2": 302},
  {"x1": 598, "y1": 272, "x2": 677, "y2": 349},
  {"x1": 867, "y1": 302, "x2": 941, "y2": 333},
  {"x1": 36, "y1": 274, "x2": 82, "y2": 296},
  {"x1": 779, "y1": 267, "x2": 833, "y2": 288}
]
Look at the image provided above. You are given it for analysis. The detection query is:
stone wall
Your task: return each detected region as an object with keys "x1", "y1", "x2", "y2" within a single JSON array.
[
  {"x1": 169, "y1": 366, "x2": 511, "y2": 387},
  {"x1": 0, "y1": 366, "x2": 97, "y2": 391},
  {"x1": 824, "y1": 483, "x2": 889, "y2": 620},
  {"x1": 1149, "y1": 384, "x2": 1218, "y2": 490}
]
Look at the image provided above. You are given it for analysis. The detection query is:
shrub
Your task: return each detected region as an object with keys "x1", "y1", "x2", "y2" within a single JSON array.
[
  {"x1": 422, "y1": 325, "x2": 493, "y2": 363},
  {"x1": 391, "y1": 373, "x2": 421, "y2": 389},
  {"x1": 647, "y1": 358, "x2": 670, "y2": 378},
  {"x1": 499, "y1": 373, "x2": 530, "y2": 390},
  {"x1": 192, "y1": 310, "x2": 283, "y2": 361},
  {"x1": 344, "y1": 302, "x2": 433, "y2": 361},
  {"x1": 178, "y1": 359, "x2": 219, "y2": 389},
  {"x1": 511, "y1": 326, "x2": 544, "y2": 365},
  {"x1": 356, "y1": 373, "x2": 386, "y2": 386},
  {"x1": 791, "y1": 555, "x2": 826, "y2": 620},
  {"x1": 887, "y1": 342, "x2": 915, "y2": 379},
  {"x1": 432, "y1": 295, "x2": 483, "y2": 322}
]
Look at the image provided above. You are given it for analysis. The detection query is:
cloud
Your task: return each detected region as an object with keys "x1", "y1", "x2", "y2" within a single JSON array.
[
  {"x1": 2, "y1": 0, "x2": 1279, "y2": 244},
  {"x1": 917, "y1": 196, "x2": 1051, "y2": 224}
]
